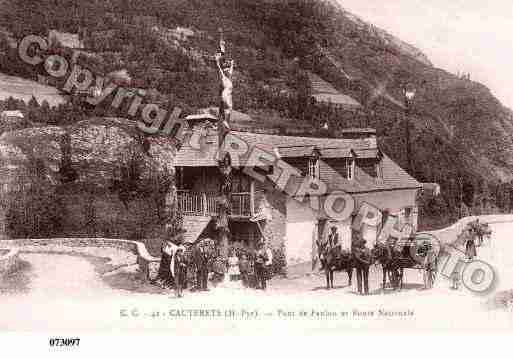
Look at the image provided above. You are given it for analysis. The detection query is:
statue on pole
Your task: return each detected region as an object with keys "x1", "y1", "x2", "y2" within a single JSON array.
[
  {"x1": 215, "y1": 29, "x2": 234, "y2": 136},
  {"x1": 215, "y1": 29, "x2": 234, "y2": 272}
]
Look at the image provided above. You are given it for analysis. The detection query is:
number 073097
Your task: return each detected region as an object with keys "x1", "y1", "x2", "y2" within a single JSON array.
[{"x1": 49, "y1": 338, "x2": 80, "y2": 347}]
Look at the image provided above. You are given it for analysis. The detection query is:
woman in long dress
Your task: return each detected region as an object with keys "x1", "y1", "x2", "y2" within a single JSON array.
[{"x1": 156, "y1": 241, "x2": 173, "y2": 288}]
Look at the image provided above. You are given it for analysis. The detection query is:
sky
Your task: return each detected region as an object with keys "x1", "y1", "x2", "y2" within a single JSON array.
[{"x1": 338, "y1": 0, "x2": 513, "y2": 109}]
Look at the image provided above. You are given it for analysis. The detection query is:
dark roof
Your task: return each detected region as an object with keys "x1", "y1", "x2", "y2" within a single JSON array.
[
  {"x1": 174, "y1": 129, "x2": 420, "y2": 193},
  {"x1": 174, "y1": 130, "x2": 375, "y2": 167},
  {"x1": 285, "y1": 155, "x2": 420, "y2": 194}
]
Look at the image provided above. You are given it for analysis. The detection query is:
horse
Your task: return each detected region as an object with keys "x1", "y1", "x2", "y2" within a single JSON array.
[
  {"x1": 373, "y1": 240, "x2": 439, "y2": 291},
  {"x1": 317, "y1": 241, "x2": 353, "y2": 289},
  {"x1": 371, "y1": 242, "x2": 402, "y2": 291}
]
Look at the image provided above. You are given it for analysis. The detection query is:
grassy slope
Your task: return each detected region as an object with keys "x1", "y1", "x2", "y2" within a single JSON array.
[{"x1": 1, "y1": 0, "x2": 512, "y2": 190}]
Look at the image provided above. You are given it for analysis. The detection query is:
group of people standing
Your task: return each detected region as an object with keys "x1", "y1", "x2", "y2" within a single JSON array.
[
  {"x1": 155, "y1": 238, "x2": 274, "y2": 297},
  {"x1": 227, "y1": 242, "x2": 273, "y2": 290},
  {"x1": 155, "y1": 237, "x2": 211, "y2": 297},
  {"x1": 155, "y1": 238, "x2": 189, "y2": 297}
]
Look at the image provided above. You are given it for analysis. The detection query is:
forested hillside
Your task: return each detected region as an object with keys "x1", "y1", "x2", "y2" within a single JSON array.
[{"x1": 1, "y1": 0, "x2": 513, "y2": 229}]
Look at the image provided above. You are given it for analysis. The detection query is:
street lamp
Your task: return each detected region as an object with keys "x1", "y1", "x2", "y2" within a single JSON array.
[
  {"x1": 404, "y1": 88, "x2": 416, "y2": 104},
  {"x1": 458, "y1": 177, "x2": 463, "y2": 218},
  {"x1": 402, "y1": 85, "x2": 416, "y2": 174}
]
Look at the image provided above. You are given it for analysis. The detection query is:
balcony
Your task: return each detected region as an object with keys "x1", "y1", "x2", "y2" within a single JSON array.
[{"x1": 177, "y1": 190, "x2": 252, "y2": 217}]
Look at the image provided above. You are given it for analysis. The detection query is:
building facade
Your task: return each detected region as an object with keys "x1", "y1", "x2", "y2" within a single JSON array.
[{"x1": 174, "y1": 115, "x2": 421, "y2": 268}]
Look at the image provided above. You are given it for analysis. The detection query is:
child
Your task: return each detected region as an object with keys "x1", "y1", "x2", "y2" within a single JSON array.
[
  {"x1": 227, "y1": 249, "x2": 240, "y2": 281},
  {"x1": 239, "y1": 254, "x2": 250, "y2": 287}
]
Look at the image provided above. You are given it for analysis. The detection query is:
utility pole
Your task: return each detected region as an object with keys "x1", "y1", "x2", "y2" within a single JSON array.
[{"x1": 458, "y1": 177, "x2": 463, "y2": 218}]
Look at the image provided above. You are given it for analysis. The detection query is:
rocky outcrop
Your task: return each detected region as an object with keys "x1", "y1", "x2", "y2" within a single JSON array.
[
  {"x1": 0, "y1": 117, "x2": 177, "y2": 239},
  {"x1": 0, "y1": 118, "x2": 176, "y2": 189}
]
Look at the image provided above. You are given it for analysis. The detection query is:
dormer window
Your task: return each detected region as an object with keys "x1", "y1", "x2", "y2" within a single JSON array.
[
  {"x1": 308, "y1": 150, "x2": 320, "y2": 179},
  {"x1": 308, "y1": 157, "x2": 320, "y2": 179},
  {"x1": 347, "y1": 158, "x2": 354, "y2": 180},
  {"x1": 340, "y1": 157, "x2": 355, "y2": 180}
]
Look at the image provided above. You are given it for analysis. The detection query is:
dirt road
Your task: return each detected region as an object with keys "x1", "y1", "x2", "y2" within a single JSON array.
[{"x1": 1, "y1": 222, "x2": 512, "y2": 331}]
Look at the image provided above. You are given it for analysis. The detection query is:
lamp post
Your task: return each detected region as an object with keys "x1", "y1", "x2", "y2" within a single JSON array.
[
  {"x1": 458, "y1": 177, "x2": 463, "y2": 218},
  {"x1": 403, "y1": 86, "x2": 416, "y2": 174}
]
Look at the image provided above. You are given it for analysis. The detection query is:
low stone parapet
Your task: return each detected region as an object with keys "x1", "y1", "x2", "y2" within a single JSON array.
[{"x1": 0, "y1": 247, "x2": 19, "y2": 277}]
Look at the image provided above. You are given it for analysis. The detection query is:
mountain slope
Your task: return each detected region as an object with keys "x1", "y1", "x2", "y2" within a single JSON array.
[{"x1": 1, "y1": 0, "x2": 512, "y2": 221}]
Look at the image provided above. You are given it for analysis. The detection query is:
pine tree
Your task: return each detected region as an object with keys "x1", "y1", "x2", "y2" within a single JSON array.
[
  {"x1": 27, "y1": 96, "x2": 40, "y2": 123},
  {"x1": 83, "y1": 193, "x2": 97, "y2": 236},
  {"x1": 58, "y1": 132, "x2": 78, "y2": 183},
  {"x1": 165, "y1": 194, "x2": 184, "y2": 239}
]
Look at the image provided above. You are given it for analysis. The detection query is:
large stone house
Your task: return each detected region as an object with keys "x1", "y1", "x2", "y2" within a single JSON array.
[{"x1": 174, "y1": 115, "x2": 421, "y2": 267}]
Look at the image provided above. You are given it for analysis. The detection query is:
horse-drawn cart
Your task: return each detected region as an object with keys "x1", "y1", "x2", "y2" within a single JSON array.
[
  {"x1": 373, "y1": 233, "x2": 441, "y2": 291},
  {"x1": 316, "y1": 232, "x2": 441, "y2": 292}
]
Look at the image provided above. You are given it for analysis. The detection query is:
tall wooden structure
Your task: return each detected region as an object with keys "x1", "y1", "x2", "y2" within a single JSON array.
[{"x1": 216, "y1": 29, "x2": 233, "y2": 266}]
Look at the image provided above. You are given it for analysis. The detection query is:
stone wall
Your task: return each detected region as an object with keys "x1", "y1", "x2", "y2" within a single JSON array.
[
  {"x1": 0, "y1": 247, "x2": 19, "y2": 277},
  {"x1": 2, "y1": 238, "x2": 161, "y2": 281}
]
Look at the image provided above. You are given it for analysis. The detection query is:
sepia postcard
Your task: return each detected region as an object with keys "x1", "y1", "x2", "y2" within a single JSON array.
[{"x1": 1, "y1": 0, "x2": 513, "y2": 345}]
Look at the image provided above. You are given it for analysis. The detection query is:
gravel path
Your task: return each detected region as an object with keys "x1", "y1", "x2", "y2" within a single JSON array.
[{"x1": 20, "y1": 253, "x2": 114, "y2": 298}]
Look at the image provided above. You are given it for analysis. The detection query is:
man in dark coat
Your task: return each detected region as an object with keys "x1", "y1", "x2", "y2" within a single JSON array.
[
  {"x1": 196, "y1": 244, "x2": 209, "y2": 291},
  {"x1": 465, "y1": 235, "x2": 477, "y2": 261},
  {"x1": 174, "y1": 247, "x2": 187, "y2": 297},
  {"x1": 254, "y1": 243, "x2": 269, "y2": 290},
  {"x1": 354, "y1": 238, "x2": 372, "y2": 295}
]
